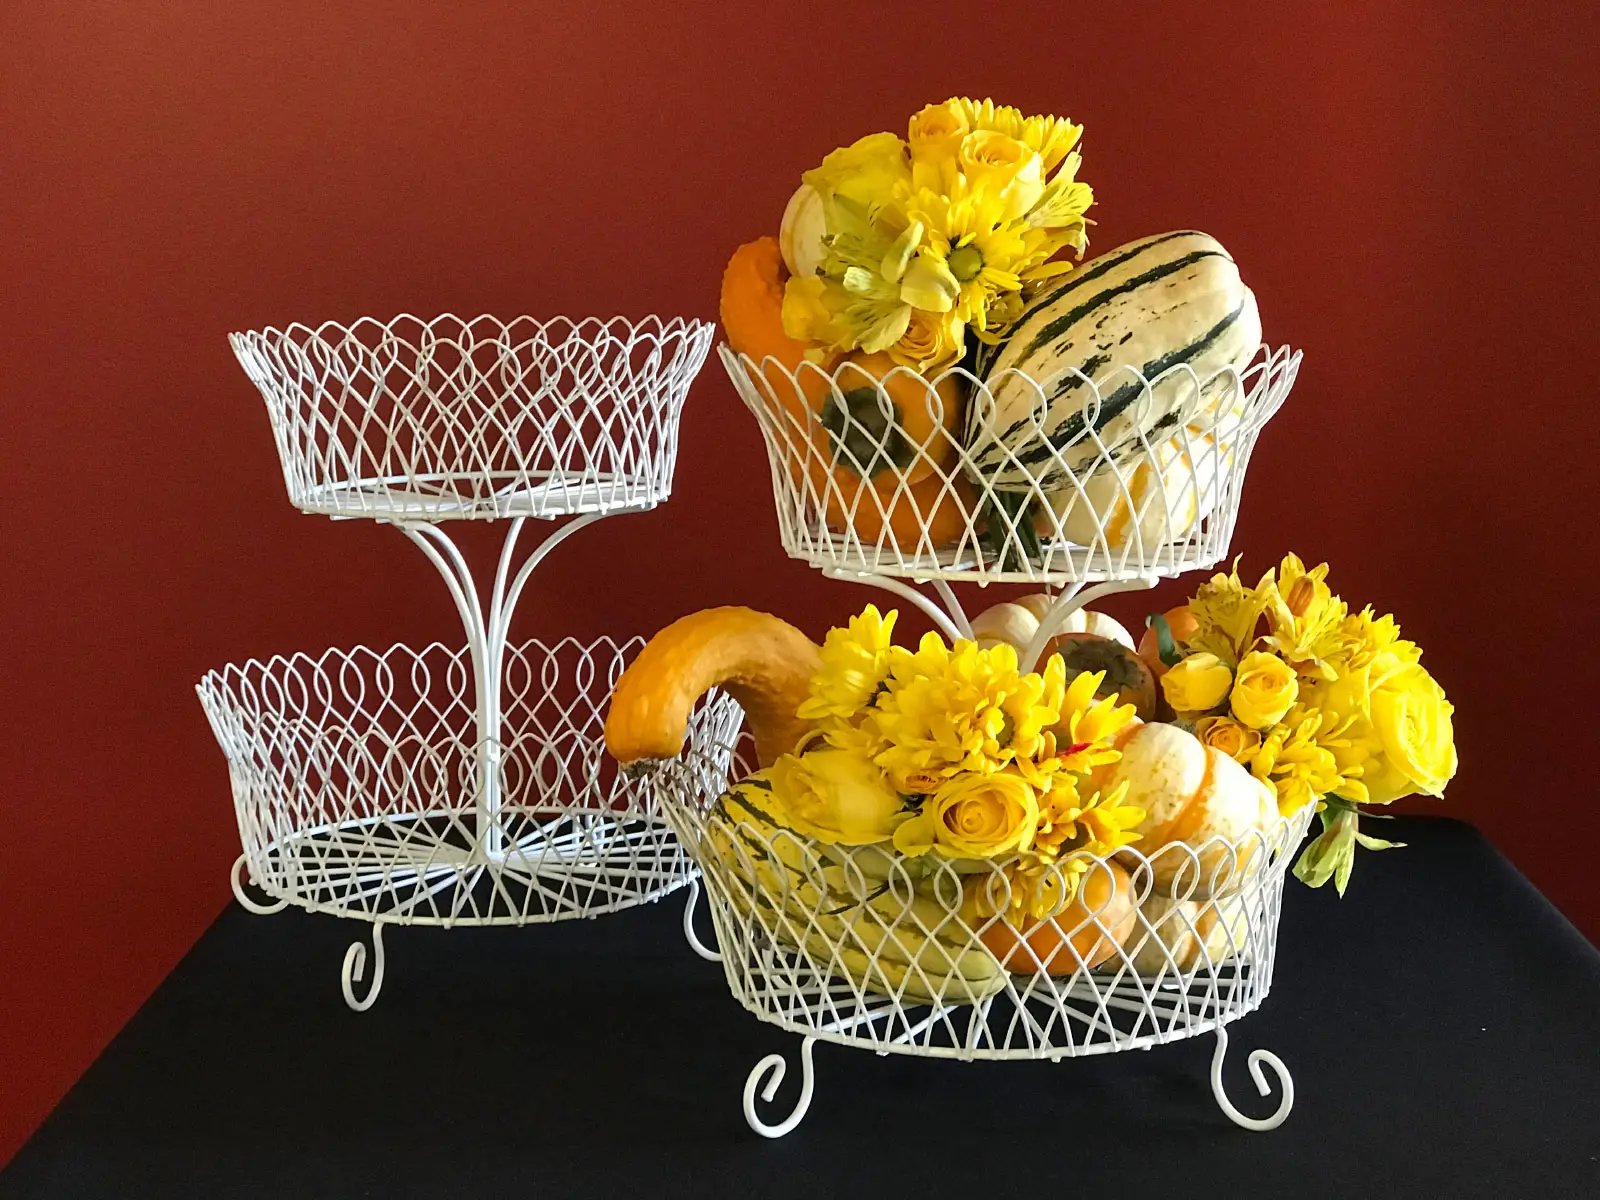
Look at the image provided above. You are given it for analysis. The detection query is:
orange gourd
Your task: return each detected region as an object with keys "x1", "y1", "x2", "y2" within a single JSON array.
[
  {"x1": 822, "y1": 353, "x2": 964, "y2": 484},
  {"x1": 1137, "y1": 605, "x2": 1199, "y2": 682},
  {"x1": 719, "y1": 237, "x2": 834, "y2": 433},
  {"x1": 604, "y1": 607, "x2": 821, "y2": 769},
  {"x1": 966, "y1": 860, "x2": 1138, "y2": 975},
  {"x1": 823, "y1": 470, "x2": 978, "y2": 555},
  {"x1": 718, "y1": 238, "x2": 976, "y2": 554}
]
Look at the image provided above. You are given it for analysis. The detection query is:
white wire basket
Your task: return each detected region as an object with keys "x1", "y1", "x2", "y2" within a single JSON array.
[
  {"x1": 650, "y1": 728, "x2": 1312, "y2": 1135},
  {"x1": 722, "y1": 343, "x2": 1299, "y2": 585},
  {"x1": 232, "y1": 314, "x2": 715, "y2": 520},
  {"x1": 198, "y1": 637, "x2": 743, "y2": 926}
]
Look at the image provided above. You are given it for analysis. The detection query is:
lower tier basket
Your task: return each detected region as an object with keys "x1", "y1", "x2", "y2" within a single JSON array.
[
  {"x1": 652, "y1": 735, "x2": 1312, "y2": 1062},
  {"x1": 198, "y1": 637, "x2": 742, "y2": 925}
]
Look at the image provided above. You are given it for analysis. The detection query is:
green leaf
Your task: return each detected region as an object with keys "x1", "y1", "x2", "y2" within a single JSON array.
[{"x1": 1146, "y1": 612, "x2": 1183, "y2": 667}]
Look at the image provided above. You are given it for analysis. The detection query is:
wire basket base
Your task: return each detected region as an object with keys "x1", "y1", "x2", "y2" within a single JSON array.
[
  {"x1": 244, "y1": 808, "x2": 693, "y2": 926},
  {"x1": 295, "y1": 473, "x2": 661, "y2": 521}
]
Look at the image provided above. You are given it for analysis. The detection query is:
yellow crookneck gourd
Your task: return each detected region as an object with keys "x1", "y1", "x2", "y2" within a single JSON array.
[{"x1": 604, "y1": 606, "x2": 821, "y2": 768}]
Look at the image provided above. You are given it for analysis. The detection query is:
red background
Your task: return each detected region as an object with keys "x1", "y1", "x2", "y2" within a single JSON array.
[{"x1": 2, "y1": 0, "x2": 1595, "y2": 1168}]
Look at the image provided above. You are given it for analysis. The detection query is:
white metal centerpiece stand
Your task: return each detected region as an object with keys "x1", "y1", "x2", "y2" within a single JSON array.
[
  {"x1": 651, "y1": 343, "x2": 1308, "y2": 1135},
  {"x1": 197, "y1": 313, "x2": 733, "y2": 1010}
]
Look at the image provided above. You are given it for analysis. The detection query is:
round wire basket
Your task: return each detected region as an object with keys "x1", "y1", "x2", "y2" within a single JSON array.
[
  {"x1": 231, "y1": 314, "x2": 715, "y2": 521},
  {"x1": 651, "y1": 732, "x2": 1311, "y2": 1062},
  {"x1": 721, "y1": 343, "x2": 1299, "y2": 585},
  {"x1": 197, "y1": 636, "x2": 743, "y2": 925}
]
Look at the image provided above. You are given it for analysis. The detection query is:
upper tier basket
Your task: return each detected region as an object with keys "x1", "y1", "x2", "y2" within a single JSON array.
[
  {"x1": 232, "y1": 314, "x2": 715, "y2": 521},
  {"x1": 720, "y1": 343, "x2": 1299, "y2": 585}
]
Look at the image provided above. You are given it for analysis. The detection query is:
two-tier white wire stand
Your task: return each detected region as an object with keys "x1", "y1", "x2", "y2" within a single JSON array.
[
  {"x1": 656, "y1": 343, "x2": 1306, "y2": 1135},
  {"x1": 197, "y1": 313, "x2": 729, "y2": 1010}
]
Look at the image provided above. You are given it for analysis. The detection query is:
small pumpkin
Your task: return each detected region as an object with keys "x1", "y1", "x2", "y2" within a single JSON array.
[
  {"x1": 821, "y1": 353, "x2": 964, "y2": 485},
  {"x1": 1119, "y1": 892, "x2": 1253, "y2": 976},
  {"x1": 605, "y1": 607, "x2": 821, "y2": 768},
  {"x1": 825, "y1": 469, "x2": 978, "y2": 556},
  {"x1": 719, "y1": 237, "x2": 835, "y2": 433},
  {"x1": 1052, "y1": 632, "x2": 1159, "y2": 720},
  {"x1": 1092, "y1": 722, "x2": 1279, "y2": 899},
  {"x1": 966, "y1": 859, "x2": 1137, "y2": 975},
  {"x1": 1137, "y1": 604, "x2": 1199, "y2": 683},
  {"x1": 968, "y1": 596, "x2": 1136, "y2": 657}
]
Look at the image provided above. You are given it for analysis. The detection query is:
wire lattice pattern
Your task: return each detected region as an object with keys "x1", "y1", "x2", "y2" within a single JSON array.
[
  {"x1": 198, "y1": 638, "x2": 744, "y2": 925},
  {"x1": 653, "y1": 735, "x2": 1311, "y2": 1061},
  {"x1": 723, "y1": 343, "x2": 1299, "y2": 584},
  {"x1": 231, "y1": 314, "x2": 715, "y2": 520}
]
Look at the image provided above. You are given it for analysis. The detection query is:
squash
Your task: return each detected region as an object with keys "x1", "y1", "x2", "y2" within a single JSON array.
[
  {"x1": 1052, "y1": 633, "x2": 1158, "y2": 720},
  {"x1": 605, "y1": 607, "x2": 821, "y2": 768},
  {"x1": 778, "y1": 184, "x2": 827, "y2": 279},
  {"x1": 966, "y1": 859, "x2": 1137, "y2": 975},
  {"x1": 719, "y1": 237, "x2": 835, "y2": 434},
  {"x1": 820, "y1": 353, "x2": 964, "y2": 484},
  {"x1": 1092, "y1": 722, "x2": 1278, "y2": 898},
  {"x1": 967, "y1": 230, "x2": 1261, "y2": 492},
  {"x1": 1118, "y1": 892, "x2": 1252, "y2": 976},
  {"x1": 823, "y1": 468, "x2": 978, "y2": 556},
  {"x1": 1136, "y1": 605, "x2": 1199, "y2": 682},
  {"x1": 1036, "y1": 433, "x2": 1235, "y2": 551},
  {"x1": 969, "y1": 596, "x2": 1135, "y2": 654}
]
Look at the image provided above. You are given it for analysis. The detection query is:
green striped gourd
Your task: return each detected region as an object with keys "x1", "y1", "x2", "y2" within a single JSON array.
[{"x1": 966, "y1": 230, "x2": 1261, "y2": 493}]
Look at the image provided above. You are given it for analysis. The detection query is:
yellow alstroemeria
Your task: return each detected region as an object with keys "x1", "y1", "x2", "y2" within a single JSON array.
[
  {"x1": 1260, "y1": 554, "x2": 1349, "y2": 679},
  {"x1": 1185, "y1": 559, "x2": 1269, "y2": 664}
]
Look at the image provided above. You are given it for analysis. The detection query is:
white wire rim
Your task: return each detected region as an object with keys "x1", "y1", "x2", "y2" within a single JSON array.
[
  {"x1": 230, "y1": 314, "x2": 716, "y2": 521},
  {"x1": 647, "y1": 729, "x2": 1313, "y2": 1061},
  {"x1": 722, "y1": 342, "x2": 1299, "y2": 584},
  {"x1": 196, "y1": 637, "x2": 744, "y2": 926}
]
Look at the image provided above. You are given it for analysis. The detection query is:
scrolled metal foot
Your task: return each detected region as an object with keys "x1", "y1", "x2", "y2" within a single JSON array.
[
  {"x1": 340, "y1": 922, "x2": 387, "y2": 1012},
  {"x1": 1210, "y1": 1025, "x2": 1294, "y2": 1131},
  {"x1": 743, "y1": 1036, "x2": 816, "y2": 1139},
  {"x1": 682, "y1": 878, "x2": 722, "y2": 963},
  {"x1": 229, "y1": 854, "x2": 287, "y2": 915}
]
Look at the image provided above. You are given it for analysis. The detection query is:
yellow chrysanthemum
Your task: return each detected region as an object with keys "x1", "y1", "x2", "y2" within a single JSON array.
[
  {"x1": 1333, "y1": 605, "x2": 1421, "y2": 673},
  {"x1": 1032, "y1": 778, "x2": 1144, "y2": 861},
  {"x1": 994, "y1": 856, "x2": 1091, "y2": 923},
  {"x1": 1260, "y1": 554, "x2": 1349, "y2": 679},
  {"x1": 1185, "y1": 559, "x2": 1269, "y2": 664},
  {"x1": 866, "y1": 633, "x2": 1021, "y2": 792},
  {"x1": 798, "y1": 604, "x2": 898, "y2": 722},
  {"x1": 1250, "y1": 707, "x2": 1350, "y2": 816},
  {"x1": 1050, "y1": 664, "x2": 1139, "y2": 774}
]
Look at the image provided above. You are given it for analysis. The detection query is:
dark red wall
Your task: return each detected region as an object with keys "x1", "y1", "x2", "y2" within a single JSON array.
[{"x1": 3, "y1": 0, "x2": 1595, "y2": 1167}]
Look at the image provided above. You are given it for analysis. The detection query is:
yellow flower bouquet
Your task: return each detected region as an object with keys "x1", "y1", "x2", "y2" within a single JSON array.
[
  {"x1": 717, "y1": 95, "x2": 1291, "y2": 580},
  {"x1": 607, "y1": 600, "x2": 1315, "y2": 1004},
  {"x1": 1143, "y1": 553, "x2": 1460, "y2": 892}
]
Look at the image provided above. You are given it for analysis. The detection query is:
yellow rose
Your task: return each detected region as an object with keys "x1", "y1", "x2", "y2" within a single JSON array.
[
  {"x1": 892, "y1": 771, "x2": 1038, "y2": 859},
  {"x1": 802, "y1": 131, "x2": 911, "y2": 211},
  {"x1": 1193, "y1": 715, "x2": 1261, "y2": 763},
  {"x1": 889, "y1": 308, "x2": 965, "y2": 372},
  {"x1": 1160, "y1": 652, "x2": 1234, "y2": 714},
  {"x1": 1311, "y1": 651, "x2": 1458, "y2": 804},
  {"x1": 766, "y1": 749, "x2": 906, "y2": 846},
  {"x1": 958, "y1": 130, "x2": 1044, "y2": 221},
  {"x1": 1230, "y1": 651, "x2": 1300, "y2": 729}
]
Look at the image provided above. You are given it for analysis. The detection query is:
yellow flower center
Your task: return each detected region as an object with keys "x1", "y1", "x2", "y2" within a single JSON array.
[{"x1": 947, "y1": 243, "x2": 984, "y2": 282}]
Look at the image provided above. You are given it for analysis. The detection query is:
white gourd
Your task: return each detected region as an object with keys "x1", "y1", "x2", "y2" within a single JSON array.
[
  {"x1": 1043, "y1": 434, "x2": 1235, "y2": 551},
  {"x1": 968, "y1": 597, "x2": 1135, "y2": 652},
  {"x1": 1121, "y1": 892, "x2": 1252, "y2": 976},
  {"x1": 967, "y1": 230, "x2": 1261, "y2": 492},
  {"x1": 1098, "y1": 723, "x2": 1278, "y2": 898}
]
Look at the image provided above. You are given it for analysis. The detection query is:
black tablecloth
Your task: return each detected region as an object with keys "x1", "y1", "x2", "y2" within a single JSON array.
[{"x1": 4, "y1": 817, "x2": 1598, "y2": 1199}]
